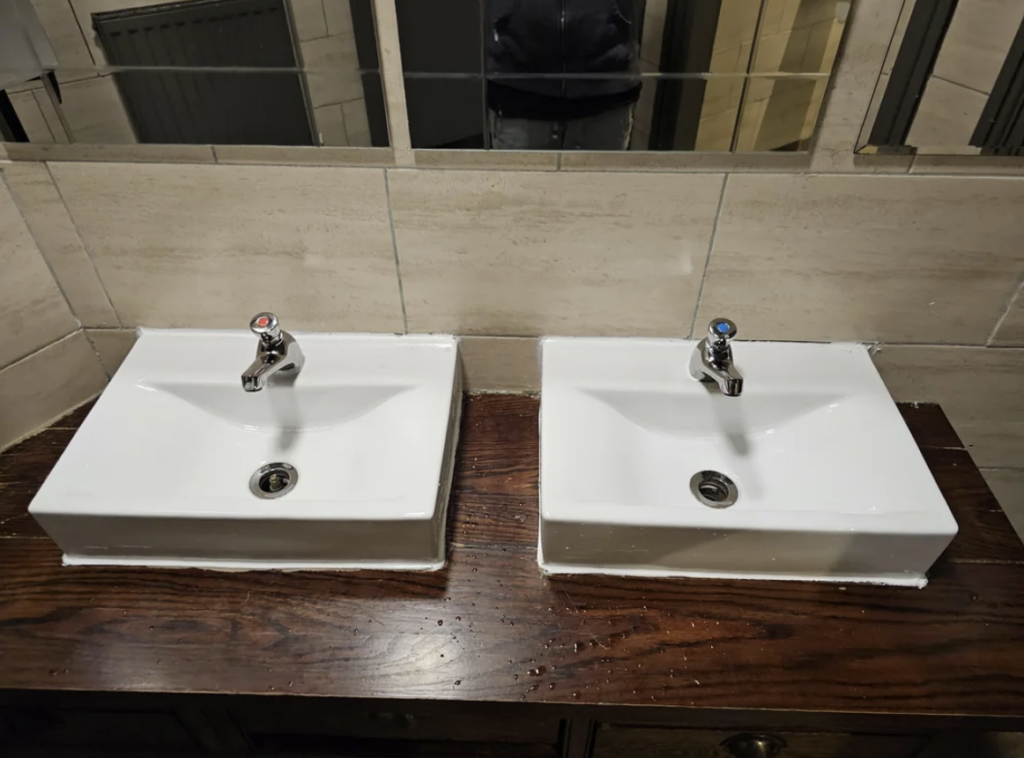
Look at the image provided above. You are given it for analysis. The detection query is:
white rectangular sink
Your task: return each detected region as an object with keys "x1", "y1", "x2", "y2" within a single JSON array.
[
  {"x1": 30, "y1": 330, "x2": 461, "y2": 570},
  {"x1": 540, "y1": 338, "x2": 958, "y2": 587}
]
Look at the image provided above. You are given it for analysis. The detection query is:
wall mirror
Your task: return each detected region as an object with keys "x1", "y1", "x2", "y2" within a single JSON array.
[
  {"x1": 860, "y1": 0, "x2": 1024, "y2": 156},
  {"x1": 397, "y1": 0, "x2": 851, "y2": 151},
  {"x1": 0, "y1": 0, "x2": 389, "y2": 147}
]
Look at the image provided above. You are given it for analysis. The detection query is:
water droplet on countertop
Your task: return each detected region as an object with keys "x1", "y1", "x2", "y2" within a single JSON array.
[
  {"x1": 528, "y1": 666, "x2": 547, "y2": 676},
  {"x1": 437, "y1": 620, "x2": 443, "y2": 626}
]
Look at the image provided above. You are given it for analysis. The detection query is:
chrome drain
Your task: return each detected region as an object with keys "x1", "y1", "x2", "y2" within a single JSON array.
[
  {"x1": 690, "y1": 470, "x2": 738, "y2": 508},
  {"x1": 250, "y1": 462, "x2": 298, "y2": 499}
]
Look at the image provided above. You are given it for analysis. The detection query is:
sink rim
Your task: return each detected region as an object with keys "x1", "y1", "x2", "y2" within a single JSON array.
[
  {"x1": 29, "y1": 328, "x2": 462, "y2": 570},
  {"x1": 538, "y1": 336, "x2": 958, "y2": 584}
]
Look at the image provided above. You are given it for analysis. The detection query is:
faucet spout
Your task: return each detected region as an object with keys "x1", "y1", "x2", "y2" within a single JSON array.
[
  {"x1": 689, "y1": 317, "x2": 743, "y2": 397},
  {"x1": 697, "y1": 359, "x2": 744, "y2": 397},
  {"x1": 241, "y1": 313, "x2": 304, "y2": 392}
]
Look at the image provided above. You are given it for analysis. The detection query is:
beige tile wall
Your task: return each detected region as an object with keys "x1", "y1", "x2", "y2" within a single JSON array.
[
  {"x1": 48, "y1": 162, "x2": 404, "y2": 332},
  {"x1": 3, "y1": 0, "x2": 1024, "y2": 525},
  {"x1": 0, "y1": 168, "x2": 107, "y2": 450}
]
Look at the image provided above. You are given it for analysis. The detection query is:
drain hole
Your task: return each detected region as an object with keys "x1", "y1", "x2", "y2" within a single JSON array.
[
  {"x1": 690, "y1": 470, "x2": 738, "y2": 508},
  {"x1": 250, "y1": 463, "x2": 298, "y2": 499},
  {"x1": 699, "y1": 480, "x2": 729, "y2": 503}
]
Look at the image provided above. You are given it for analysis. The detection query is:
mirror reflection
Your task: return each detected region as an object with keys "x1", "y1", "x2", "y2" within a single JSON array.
[
  {"x1": 860, "y1": 0, "x2": 1024, "y2": 155},
  {"x1": 0, "y1": 0, "x2": 388, "y2": 147},
  {"x1": 398, "y1": 0, "x2": 849, "y2": 151}
]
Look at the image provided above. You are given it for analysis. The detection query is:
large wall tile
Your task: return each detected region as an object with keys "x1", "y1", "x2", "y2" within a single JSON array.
[
  {"x1": 390, "y1": 170, "x2": 724, "y2": 337},
  {"x1": 49, "y1": 163, "x2": 403, "y2": 332},
  {"x1": 696, "y1": 174, "x2": 1024, "y2": 344},
  {"x1": 1, "y1": 163, "x2": 119, "y2": 328},
  {"x1": 460, "y1": 337, "x2": 539, "y2": 392},
  {"x1": 873, "y1": 345, "x2": 1024, "y2": 469},
  {"x1": 0, "y1": 178, "x2": 78, "y2": 370},
  {"x1": 0, "y1": 332, "x2": 107, "y2": 451}
]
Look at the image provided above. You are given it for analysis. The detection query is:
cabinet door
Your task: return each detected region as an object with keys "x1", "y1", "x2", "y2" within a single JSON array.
[
  {"x1": 593, "y1": 725, "x2": 926, "y2": 758},
  {"x1": 1, "y1": 707, "x2": 201, "y2": 752},
  {"x1": 230, "y1": 700, "x2": 562, "y2": 755}
]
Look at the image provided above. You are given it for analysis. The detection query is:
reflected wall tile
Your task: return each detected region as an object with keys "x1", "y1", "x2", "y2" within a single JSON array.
[
  {"x1": 0, "y1": 177, "x2": 79, "y2": 369},
  {"x1": 905, "y1": 76, "x2": 988, "y2": 148},
  {"x1": 302, "y1": 33, "x2": 364, "y2": 108},
  {"x1": 342, "y1": 98, "x2": 372, "y2": 146},
  {"x1": 873, "y1": 345, "x2": 1024, "y2": 469},
  {"x1": 460, "y1": 336, "x2": 539, "y2": 392},
  {"x1": 390, "y1": 169, "x2": 723, "y2": 336},
  {"x1": 60, "y1": 75, "x2": 137, "y2": 144},
  {"x1": 696, "y1": 174, "x2": 1024, "y2": 344},
  {"x1": 291, "y1": 0, "x2": 329, "y2": 41},
  {"x1": 314, "y1": 104, "x2": 349, "y2": 146},
  {"x1": 8, "y1": 92, "x2": 54, "y2": 143},
  {"x1": 34, "y1": 89, "x2": 71, "y2": 143},
  {"x1": 1, "y1": 163, "x2": 119, "y2": 328},
  {"x1": 0, "y1": 332, "x2": 107, "y2": 452},
  {"x1": 31, "y1": 0, "x2": 97, "y2": 69},
  {"x1": 49, "y1": 162, "x2": 403, "y2": 332},
  {"x1": 932, "y1": 0, "x2": 1023, "y2": 95}
]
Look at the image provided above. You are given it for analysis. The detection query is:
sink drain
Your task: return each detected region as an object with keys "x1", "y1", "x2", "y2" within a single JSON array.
[
  {"x1": 250, "y1": 462, "x2": 298, "y2": 499},
  {"x1": 690, "y1": 470, "x2": 738, "y2": 508}
]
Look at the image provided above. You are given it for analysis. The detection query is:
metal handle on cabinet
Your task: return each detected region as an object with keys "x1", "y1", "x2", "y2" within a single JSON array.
[{"x1": 721, "y1": 733, "x2": 786, "y2": 758}]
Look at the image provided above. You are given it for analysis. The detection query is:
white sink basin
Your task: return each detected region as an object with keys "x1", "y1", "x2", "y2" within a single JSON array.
[
  {"x1": 30, "y1": 329, "x2": 461, "y2": 570},
  {"x1": 539, "y1": 338, "x2": 958, "y2": 587}
]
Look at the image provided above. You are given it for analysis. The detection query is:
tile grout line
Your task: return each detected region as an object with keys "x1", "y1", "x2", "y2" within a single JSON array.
[
  {"x1": 687, "y1": 174, "x2": 729, "y2": 340},
  {"x1": 44, "y1": 163, "x2": 126, "y2": 329},
  {"x1": 383, "y1": 169, "x2": 409, "y2": 333},
  {"x1": 0, "y1": 329, "x2": 80, "y2": 378},
  {"x1": 986, "y1": 271, "x2": 1024, "y2": 346},
  {"x1": 0, "y1": 167, "x2": 82, "y2": 331}
]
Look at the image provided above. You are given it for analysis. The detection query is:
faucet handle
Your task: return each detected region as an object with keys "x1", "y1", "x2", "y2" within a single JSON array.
[
  {"x1": 707, "y1": 318, "x2": 737, "y2": 346},
  {"x1": 250, "y1": 312, "x2": 282, "y2": 343}
]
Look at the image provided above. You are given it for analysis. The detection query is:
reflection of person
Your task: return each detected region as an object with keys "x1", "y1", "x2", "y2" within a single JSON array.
[{"x1": 487, "y1": 0, "x2": 641, "y2": 150}]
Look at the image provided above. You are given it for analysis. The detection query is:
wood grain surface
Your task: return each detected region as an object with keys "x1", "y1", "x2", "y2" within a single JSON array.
[{"x1": 0, "y1": 396, "x2": 1022, "y2": 722}]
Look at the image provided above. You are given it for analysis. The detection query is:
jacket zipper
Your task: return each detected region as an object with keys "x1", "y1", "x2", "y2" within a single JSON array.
[{"x1": 559, "y1": 0, "x2": 567, "y2": 98}]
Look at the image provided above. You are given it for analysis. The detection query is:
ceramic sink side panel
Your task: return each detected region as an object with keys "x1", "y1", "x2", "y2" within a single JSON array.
[
  {"x1": 28, "y1": 330, "x2": 462, "y2": 571},
  {"x1": 539, "y1": 520, "x2": 952, "y2": 586},
  {"x1": 34, "y1": 512, "x2": 446, "y2": 570}
]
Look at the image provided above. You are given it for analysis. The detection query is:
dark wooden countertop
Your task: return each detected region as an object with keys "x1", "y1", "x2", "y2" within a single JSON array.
[{"x1": 1, "y1": 395, "x2": 1023, "y2": 727}]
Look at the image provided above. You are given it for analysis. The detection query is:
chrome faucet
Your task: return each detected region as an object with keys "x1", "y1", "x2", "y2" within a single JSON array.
[
  {"x1": 241, "y1": 312, "x2": 304, "y2": 392},
  {"x1": 690, "y1": 317, "x2": 743, "y2": 397}
]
